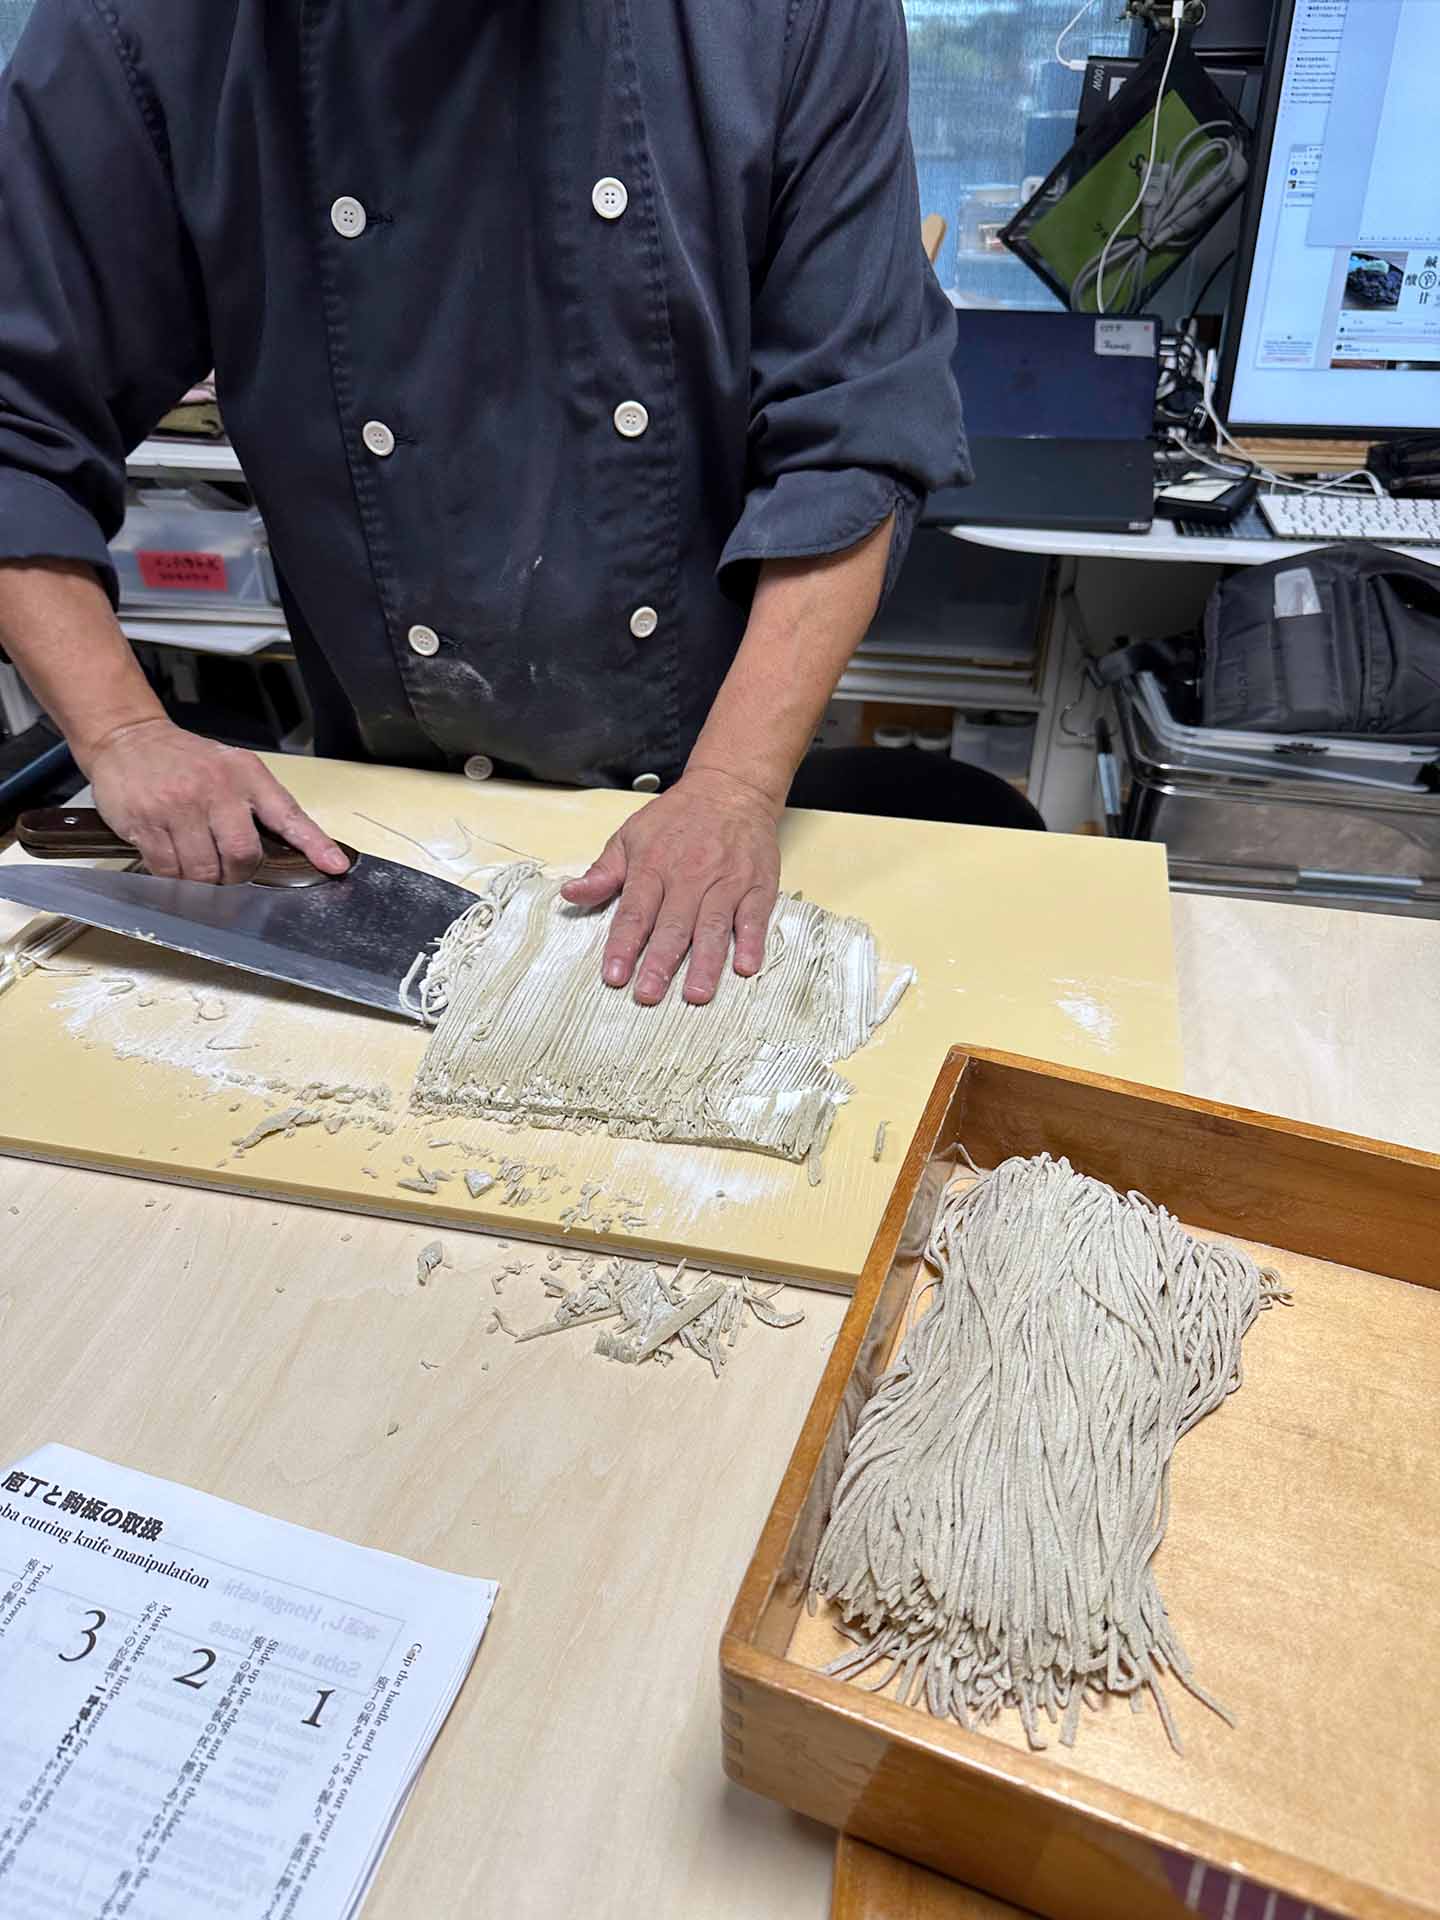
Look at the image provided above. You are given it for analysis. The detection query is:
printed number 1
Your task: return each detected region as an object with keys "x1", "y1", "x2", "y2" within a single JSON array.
[
  {"x1": 58, "y1": 1609, "x2": 106, "y2": 1663},
  {"x1": 301, "y1": 1688, "x2": 335, "y2": 1730}
]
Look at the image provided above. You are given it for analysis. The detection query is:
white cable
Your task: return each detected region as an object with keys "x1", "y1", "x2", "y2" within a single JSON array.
[
  {"x1": 1074, "y1": 120, "x2": 1243, "y2": 315},
  {"x1": 1196, "y1": 350, "x2": 1386, "y2": 498},
  {"x1": 1093, "y1": 3, "x2": 1184, "y2": 316},
  {"x1": 1175, "y1": 432, "x2": 1390, "y2": 499},
  {"x1": 1075, "y1": 119, "x2": 1244, "y2": 312},
  {"x1": 1055, "y1": 0, "x2": 1101, "y2": 72},
  {"x1": 1173, "y1": 432, "x2": 1383, "y2": 498}
]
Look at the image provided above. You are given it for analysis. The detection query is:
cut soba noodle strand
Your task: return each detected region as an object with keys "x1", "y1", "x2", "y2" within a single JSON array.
[
  {"x1": 406, "y1": 861, "x2": 913, "y2": 1164},
  {"x1": 809, "y1": 1152, "x2": 1288, "y2": 1753}
]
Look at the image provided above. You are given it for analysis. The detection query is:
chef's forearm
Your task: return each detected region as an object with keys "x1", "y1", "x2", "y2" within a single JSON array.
[
  {"x1": 685, "y1": 515, "x2": 894, "y2": 807},
  {"x1": 0, "y1": 560, "x2": 165, "y2": 773}
]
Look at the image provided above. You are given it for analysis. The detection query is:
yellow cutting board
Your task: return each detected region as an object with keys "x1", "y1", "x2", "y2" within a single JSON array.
[{"x1": 0, "y1": 756, "x2": 1180, "y2": 1287}]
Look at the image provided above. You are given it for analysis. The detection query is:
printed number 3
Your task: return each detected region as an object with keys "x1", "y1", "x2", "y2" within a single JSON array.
[
  {"x1": 57, "y1": 1621, "x2": 333, "y2": 1727},
  {"x1": 58, "y1": 1609, "x2": 106, "y2": 1663}
]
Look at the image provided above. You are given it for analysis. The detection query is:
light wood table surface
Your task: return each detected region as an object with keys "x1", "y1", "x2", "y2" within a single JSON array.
[{"x1": 1, "y1": 886, "x2": 1432, "y2": 1919}]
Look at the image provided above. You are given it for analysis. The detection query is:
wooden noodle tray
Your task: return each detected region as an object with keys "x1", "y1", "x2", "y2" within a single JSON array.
[{"x1": 721, "y1": 1047, "x2": 1440, "y2": 1920}]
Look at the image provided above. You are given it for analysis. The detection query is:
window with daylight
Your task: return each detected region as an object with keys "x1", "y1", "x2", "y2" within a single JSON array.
[
  {"x1": 904, "y1": 0, "x2": 1134, "y2": 307},
  {"x1": 0, "y1": 1, "x2": 31, "y2": 65},
  {"x1": 0, "y1": 0, "x2": 1137, "y2": 312}
]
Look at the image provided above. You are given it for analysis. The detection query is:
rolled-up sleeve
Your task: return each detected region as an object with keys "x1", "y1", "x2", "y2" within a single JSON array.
[
  {"x1": 718, "y1": 0, "x2": 968, "y2": 600},
  {"x1": 0, "y1": 1, "x2": 208, "y2": 603}
]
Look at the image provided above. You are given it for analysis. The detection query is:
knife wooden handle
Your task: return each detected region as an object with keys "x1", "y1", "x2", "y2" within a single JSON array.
[{"x1": 16, "y1": 808, "x2": 344, "y2": 889}]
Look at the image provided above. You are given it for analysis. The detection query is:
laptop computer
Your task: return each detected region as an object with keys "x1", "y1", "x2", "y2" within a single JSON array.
[{"x1": 923, "y1": 310, "x2": 1159, "y2": 535}]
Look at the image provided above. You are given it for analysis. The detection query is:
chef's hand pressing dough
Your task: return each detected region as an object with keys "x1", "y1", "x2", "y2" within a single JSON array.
[{"x1": 561, "y1": 768, "x2": 780, "y2": 1006}]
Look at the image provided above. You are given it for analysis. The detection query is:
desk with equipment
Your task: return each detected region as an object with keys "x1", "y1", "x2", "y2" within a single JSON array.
[{"x1": 933, "y1": 0, "x2": 1440, "y2": 920}]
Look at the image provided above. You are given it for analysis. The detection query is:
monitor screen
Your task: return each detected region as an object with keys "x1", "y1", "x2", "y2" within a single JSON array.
[{"x1": 1220, "y1": 0, "x2": 1440, "y2": 434}]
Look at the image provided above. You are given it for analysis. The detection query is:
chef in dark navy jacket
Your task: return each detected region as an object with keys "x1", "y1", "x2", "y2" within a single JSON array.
[{"x1": 0, "y1": 0, "x2": 965, "y2": 1005}]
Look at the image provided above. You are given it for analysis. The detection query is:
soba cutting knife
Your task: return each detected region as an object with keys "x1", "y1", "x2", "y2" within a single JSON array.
[{"x1": 0, "y1": 807, "x2": 478, "y2": 1019}]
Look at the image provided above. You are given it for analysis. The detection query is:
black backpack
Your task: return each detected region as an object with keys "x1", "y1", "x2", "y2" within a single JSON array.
[{"x1": 1202, "y1": 542, "x2": 1440, "y2": 742}]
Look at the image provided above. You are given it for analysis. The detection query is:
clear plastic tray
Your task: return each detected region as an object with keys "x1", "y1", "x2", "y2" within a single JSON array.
[{"x1": 109, "y1": 490, "x2": 278, "y2": 610}]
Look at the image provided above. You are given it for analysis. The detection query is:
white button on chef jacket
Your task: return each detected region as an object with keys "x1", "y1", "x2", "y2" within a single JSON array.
[
  {"x1": 407, "y1": 623, "x2": 440, "y2": 657},
  {"x1": 464, "y1": 754, "x2": 495, "y2": 782},
  {"x1": 330, "y1": 195, "x2": 367, "y2": 238},
  {"x1": 591, "y1": 176, "x2": 628, "y2": 220},
  {"x1": 613, "y1": 400, "x2": 649, "y2": 439},
  {"x1": 629, "y1": 606, "x2": 658, "y2": 639},
  {"x1": 632, "y1": 772, "x2": 661, "y2": 793},
  {"x1": 362, "y1": 419, "x2": 395, "y2": 457}
]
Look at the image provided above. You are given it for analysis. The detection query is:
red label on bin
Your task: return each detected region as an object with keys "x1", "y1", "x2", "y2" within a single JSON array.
[{"x1": 137, "y1": 549, "x2": 228, "y2": 592}]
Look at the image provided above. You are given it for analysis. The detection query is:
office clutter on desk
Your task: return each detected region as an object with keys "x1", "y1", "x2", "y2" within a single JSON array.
[
  {"x1": 1154, "y1": 468, "x2": 1257, "y2": 527},
  {"x1": 1367, "y1": 434, "x2": 1440, "y2": 501},
  {"x1": 0, "y1": 1442, "x2": 498, "y2": 1920}
]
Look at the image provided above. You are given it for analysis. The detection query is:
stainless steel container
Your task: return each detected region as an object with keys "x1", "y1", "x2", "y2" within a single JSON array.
[{"x1": 1112, "y1": 680, "x2": 1440, "y2": 917}]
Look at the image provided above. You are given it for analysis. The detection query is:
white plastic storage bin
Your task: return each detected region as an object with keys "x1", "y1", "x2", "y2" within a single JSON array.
[
  {"x1": 109, "y1": 488, "x2": 278, "y2": 610},
  {"x1": 950, "y1": 710, "x2": 1036, "y2": 788}
]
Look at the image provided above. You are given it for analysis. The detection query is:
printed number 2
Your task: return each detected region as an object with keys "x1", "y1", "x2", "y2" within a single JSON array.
[
  {"x1": 58, "y1": 1609, "x2": 107, "y2": 1663},
  {"x1": 173, "y1": 1648, "x2": 217, "y2": 1690},
  {"x1": 300, "y1": 1688, "x2": 335, "y2": 1730}
]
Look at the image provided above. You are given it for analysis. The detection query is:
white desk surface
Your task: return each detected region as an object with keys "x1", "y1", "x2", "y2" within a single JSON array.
[
  {"x1": 120, "y1": 614, "x2": 281, "y2": 657},
  {"x1": 127, "y1": 436, "x2": 244, "y2": 479},
  {"x1": 947, "y1": 519, "x2": 1440, "y2": 567},
  {"x1": 0, "y1": 887, "x2": 1434, "y2": 1917}
]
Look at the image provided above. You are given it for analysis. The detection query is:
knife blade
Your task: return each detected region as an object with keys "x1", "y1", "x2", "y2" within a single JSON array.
[{"x1": 0, "y1": 811, "x2": 479, "y2": 1019}]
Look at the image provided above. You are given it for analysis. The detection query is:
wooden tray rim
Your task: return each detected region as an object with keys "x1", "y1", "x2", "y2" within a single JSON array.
[{"x1": 721, "y1": 1044, "x2": 1440, "y2": 1920}]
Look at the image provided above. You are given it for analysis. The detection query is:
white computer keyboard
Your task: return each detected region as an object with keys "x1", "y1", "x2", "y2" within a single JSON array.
[{"x1": 1257, "y1": 490, "x2": 1440, "y2": 545}]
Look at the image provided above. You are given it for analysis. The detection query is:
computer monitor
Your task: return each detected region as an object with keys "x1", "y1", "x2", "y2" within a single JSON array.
[{"x1": 1217, "y1": 0, "x2": 1440, "y2": 437}]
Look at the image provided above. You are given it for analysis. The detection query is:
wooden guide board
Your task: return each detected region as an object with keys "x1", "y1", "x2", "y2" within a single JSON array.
[{"x1": 0, "y1": 757, "x2": 1181, "y2": 1288}]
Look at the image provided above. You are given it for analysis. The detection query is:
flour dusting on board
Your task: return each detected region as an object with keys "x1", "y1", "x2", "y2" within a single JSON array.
[
  {"x1": 54, "y1": 972, "x2": 277, "y2": 1092},
  {"x1": 1055, "y1": 980, "x2": 1120, "y2": 1052},
  {"x1": 49, "y1": 969, "x2": 398, "y2": 1121}
]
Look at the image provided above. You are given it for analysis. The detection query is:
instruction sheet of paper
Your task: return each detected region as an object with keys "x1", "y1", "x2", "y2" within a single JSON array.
[{"x1": 0, "y1": 1443, "x2": 498, "y2": 1918}]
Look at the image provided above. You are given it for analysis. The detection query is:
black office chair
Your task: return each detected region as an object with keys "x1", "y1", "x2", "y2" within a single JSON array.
[{"x1": 789, "y1": 746, "x2": 1045, "y2": 831}]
